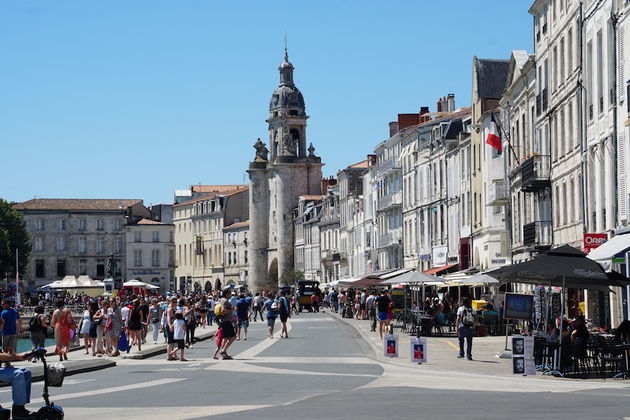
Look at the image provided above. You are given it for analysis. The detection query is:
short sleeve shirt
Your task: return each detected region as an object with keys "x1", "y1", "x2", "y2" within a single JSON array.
[{"x1": 0, "y1": 309, "x2": 19, "y2": 335}]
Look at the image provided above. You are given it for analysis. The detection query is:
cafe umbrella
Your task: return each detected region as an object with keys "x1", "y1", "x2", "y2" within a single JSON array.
[{"x1": 486, "y1": 245, "x2": 630, "y2": 374}]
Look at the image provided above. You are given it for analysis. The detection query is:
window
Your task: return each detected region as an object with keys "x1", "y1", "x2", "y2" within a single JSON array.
[
  {"x1": 152, "y1": 249, "x2": 160, "y2": 267},
  {"x1": 597, "y1": 30, "x2": 604, "y2": 113},
  {"x1": 113, "y1": 218, "x2": 122, "y2": 231},
  {"x1": 244, "y1": 250, "x2": 248, "y2": 264},
  {"x1": 79, "y1": 259, "x2": 87, "y2": 275},
  {"x1": 56, "y1": 237, "x2": 65, "y2": 251},
  {"x1": 35, "y1": 260, "x2": 45, "y2": 278},
  {"x1": 134, "y1": 249, "x2": 143, "y2": 267},
  {"x1": 152, "y1": 231, "x2": 160, "y2": 242},
  {"x1": 35, "y1": 237, "x2": 43, "y2": 252},
  {"x1": 56, "y1": 259, "x2": 66, "y2": 278},
  {"x1": 78, "y1": 237, "x2": 86, "y2": 254},
  {"x1": 37, "y1": 219, "x2": 45, "y2": 231},
  {"x1": 134, "y1": 231, "x2": 142, "y2": 242},
  {"x1": 96, "y1": 259, "x2": 105, "y2": 278},
  {"x1": 96, "y1": 237, "x2": 104, "y2": 254},
  {"x1": 58, "y1": 219, "x2": 66, "y2": 231},
  {"x1": 96, "y1": 219, "x2": 104, "y2": 231},
  {"x1": 587, "y1": 41, "x2": 593, "y2": 119},
  {"x1": 114, "y1": 236, "x2": 123, "y2": 254},
  {"x1": 78, "y1": 218, "x2": 86, "y2": 231}
]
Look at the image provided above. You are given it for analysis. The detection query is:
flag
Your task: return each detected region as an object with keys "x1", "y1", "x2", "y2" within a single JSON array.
[{"x1": 485, "y1": 116, "x2": 502, "y2": 153}]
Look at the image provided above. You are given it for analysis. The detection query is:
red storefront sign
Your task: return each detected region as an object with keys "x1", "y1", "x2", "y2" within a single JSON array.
[{"x1": 583, "y1": 233, "x2": 607, "y2": 249}]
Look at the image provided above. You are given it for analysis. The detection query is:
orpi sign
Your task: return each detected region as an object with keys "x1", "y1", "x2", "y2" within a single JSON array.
[{"x1": 583, "y1": 233, "x2": 607, "y2": 249}]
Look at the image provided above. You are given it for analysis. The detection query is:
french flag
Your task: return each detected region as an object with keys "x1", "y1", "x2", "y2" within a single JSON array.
[{"x1": 485, "y1": 116, "x2": 502, "y2": 153}]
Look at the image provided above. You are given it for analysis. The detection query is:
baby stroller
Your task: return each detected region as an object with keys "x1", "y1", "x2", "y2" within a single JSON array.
[{"x1": 341, "y1": 301, "x2": 354, "y2": 318}]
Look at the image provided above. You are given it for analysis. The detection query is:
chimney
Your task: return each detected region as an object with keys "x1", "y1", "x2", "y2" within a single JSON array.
[
  {"x1": 389, "y1": 122, "x2": 399, "y2": 137},
  {"x1": 419, "y1": 106, "x2": 430, "y2": 123},
  {"x1": 447, "y1": 93, "x2": 455, "y2": 112},
  {"x1": 436, "y1": 99, "x2": 442, "y2": 112}
]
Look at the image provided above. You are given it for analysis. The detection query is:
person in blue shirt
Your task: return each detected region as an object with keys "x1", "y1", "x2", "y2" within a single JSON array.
[
  {"x1": 264, "y1": 294, "x2": 277, "y2": 339},
  {"x1": 0, "y1": 299, "x2": 22, "y2": 356},
  {"x1": 278, "y1": 291, "x2": 291, "y2": 339},
  {"x1": 235, "y1": 295, "x2": 250, "y2": 341}
]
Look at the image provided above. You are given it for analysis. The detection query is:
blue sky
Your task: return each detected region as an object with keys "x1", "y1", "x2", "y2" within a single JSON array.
[{"x1": 1, "y1": 0, "x2": 533, "y2": 206}]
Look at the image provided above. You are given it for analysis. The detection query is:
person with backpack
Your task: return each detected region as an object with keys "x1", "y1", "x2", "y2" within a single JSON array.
[
  {"x1": 277, "y1": 291, "x2": 291, "y2": 339},
  {"x1": 29, "y1": 305, "x2": 48, "y2": 351},
  {"x1": 264, "y1": 293, "x2": 278, "y2": 339},
  {"x1": 456, "y1": 297, "x2": 476, "y2": 360}
]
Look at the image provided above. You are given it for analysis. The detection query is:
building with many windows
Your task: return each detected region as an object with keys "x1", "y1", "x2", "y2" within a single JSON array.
[
  {"x1": 125, "y1": 218, "x2": 175, "y2": 291},
  {"x1": 14, "y1": 198, "x2": 150, "y2": 291}
]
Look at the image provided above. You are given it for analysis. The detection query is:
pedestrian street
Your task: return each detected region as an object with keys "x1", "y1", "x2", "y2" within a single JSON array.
[{"x1": 1, "y1": 313, "x2": 629, "y2": 419}]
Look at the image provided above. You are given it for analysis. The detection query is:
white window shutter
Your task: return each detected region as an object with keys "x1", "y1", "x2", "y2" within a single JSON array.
[
  {"x1": 618, "y1": 132, "x2": 627, "y2": 221},
  {"x1": 617, "y1": 28, "x2": 626, "y2": 103}
]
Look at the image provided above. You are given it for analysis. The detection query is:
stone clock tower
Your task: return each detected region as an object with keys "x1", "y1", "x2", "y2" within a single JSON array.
[{"x1": 248, "y1": 50, "x2": 323, "y2": 292}]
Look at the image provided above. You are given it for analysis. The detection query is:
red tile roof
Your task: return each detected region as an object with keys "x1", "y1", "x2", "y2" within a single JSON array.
[
  {"x1": 301, "y1": 195, "x2": 323, "y2": 201},
  {"x1": 136, "y1": 218, "x2": 168, "y2": 225},
  {"x1": 190, "y1": 185, "x2": 248, "y2": 193},
  {"x1": 349, "y1": 159, "x2": 369, "y2": 169},
  {"x1": 174, "y1": 187, "x2": 249, "y2": 208},
  {"x1": 13, "y1": 198, "x2": 142, "y2": 211}
]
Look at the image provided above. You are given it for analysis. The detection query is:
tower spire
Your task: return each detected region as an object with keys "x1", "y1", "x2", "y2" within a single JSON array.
[{"x1": 284, "y1": 31, "x2": 288, "y2": 62}]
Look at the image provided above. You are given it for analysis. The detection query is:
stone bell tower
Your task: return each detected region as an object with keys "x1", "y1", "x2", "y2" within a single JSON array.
[{"x1": 248, "y1": 49, "x2": 323, "y2": 292}]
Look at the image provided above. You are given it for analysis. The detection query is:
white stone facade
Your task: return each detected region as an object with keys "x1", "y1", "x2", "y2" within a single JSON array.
[{"x1": 125, "y1": 219, "x2": 175, "y2": 291}]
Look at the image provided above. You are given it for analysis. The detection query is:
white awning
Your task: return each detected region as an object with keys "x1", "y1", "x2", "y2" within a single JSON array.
[
  {"x1": 380, "y1": 268, "x2": 412, "y2": 280},
  {"x1": 587, "y1": 233, "x2": 630, "y2": 262}
]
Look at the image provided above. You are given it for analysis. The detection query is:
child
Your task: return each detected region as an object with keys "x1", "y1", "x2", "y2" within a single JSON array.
[
  {"x1": 169, "y1": 311, "x2": 187, "y2": 361},
  {"x1": 211, "y1": 327, "x2": 223, "y2": 360}
]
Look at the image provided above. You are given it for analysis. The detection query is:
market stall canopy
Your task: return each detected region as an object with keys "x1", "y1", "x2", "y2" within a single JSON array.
[
  {"x1": 123, "y1": 280, "x2": 155, "y2": 288},
  {"x1": 336, "y1": 277, "x2": 363, "y2": 288},
  {"x1": 423, "y1": 263, "x2": 459, "y2": 275},
  {"x1": 586, "y1": 232, "x2": 630, "y2": 270},
  {"x1": 76, "y1": 275, "x2": 105, "y2": 287},
  {"x1": 486, "y1": 245, "x2": 630, "y2": 290},
  {"x1": 40, "y1": 280, "x2": 62, "y2": 289},
  {"x1": 50, "y1": 276, "x2": 84, "y2": 289},
  {"x1": 381, "y1": 270, "x2": 440, "y2": 285},
  {"x1": 442, "y1": 273, "x2": 499, "y2": 287}
]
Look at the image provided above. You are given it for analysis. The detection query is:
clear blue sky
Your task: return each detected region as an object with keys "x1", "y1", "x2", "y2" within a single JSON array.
[{"x1": 1, "y1": 0, "x2": 533, "y2": 206}]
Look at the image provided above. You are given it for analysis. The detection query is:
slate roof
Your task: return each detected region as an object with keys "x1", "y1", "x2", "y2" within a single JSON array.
[
  {"x1": 223, "y1": 221, "x2": 249, "y2": 230},
  {"x1": 474, "y1": 57, "x2": 510, "y2": 99},
  {"x1": 13, "y1": 198, "x2": 142, "y2": 211}
]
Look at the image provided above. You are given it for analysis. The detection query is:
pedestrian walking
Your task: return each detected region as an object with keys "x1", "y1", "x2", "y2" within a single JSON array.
[
  {"x1": 236, "y1": 294, "x2": 249, "y2": 340},
  {"x1": 456, "y1": 297, "x2": 475, "y2": 360},
  {"x1": 217, "y1": 291, "x2": 236, "y2": 359},
  {"x1": 184, "y1": 300, "x2": 197, "y2": 348},
  {"x1": 108, "y1": 299, "x2": 123, "y2": 357},
  {"x1": 51, "y1": 299, "x2": 74, "y2": 361},
  {"x1": 375, "y1": 290, "x2": 391, "y2": 340},
  {"x1": 278, "y1": 291, "x2": 290, "y2": 339},
  {"x1": 366, "y1": 290, "x2": 377, "y2": 332},
  {"x1": 252, "y1": 293, "x2": 264, "y2": 322},
  {"x1": 264, "y1": 294, "x2": 277, "y2": 339},
  {"x1": 128, "y1": 299, "x2": 145, "y2": 352}
]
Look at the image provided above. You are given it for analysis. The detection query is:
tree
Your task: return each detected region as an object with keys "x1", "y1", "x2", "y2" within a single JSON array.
[
  {"x1": 282, "y1": 269, "x2": 305, "y2": 286},
  {"x1": 0, "y1": 199, "x2": 31, "y2": 281}
]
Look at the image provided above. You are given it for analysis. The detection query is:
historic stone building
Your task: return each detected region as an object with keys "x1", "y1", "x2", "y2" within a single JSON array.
[{"x1": 248, "y1": 51, "x2": 323, "y2": 292}]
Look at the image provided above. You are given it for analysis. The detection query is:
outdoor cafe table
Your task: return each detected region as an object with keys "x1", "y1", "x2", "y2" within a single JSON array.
[{"x1": 410, "y1": 310, "x2": 434, "y2": 336}]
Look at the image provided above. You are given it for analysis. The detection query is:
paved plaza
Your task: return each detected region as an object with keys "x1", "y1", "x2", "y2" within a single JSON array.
[{"x1": 1, "y1": 313, "x2": 629, "y2": 419}]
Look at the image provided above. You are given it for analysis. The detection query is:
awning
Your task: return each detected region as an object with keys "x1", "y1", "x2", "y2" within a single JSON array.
[
  {"x1": 423, "y1": 263, "x2": 458, "y2": 275},
  {"x1": 379, "y1": 268, "x2": 412, "y2": 280},
  {"x1": 587, "y1": 233, "x2": 630, "y2": 262}
]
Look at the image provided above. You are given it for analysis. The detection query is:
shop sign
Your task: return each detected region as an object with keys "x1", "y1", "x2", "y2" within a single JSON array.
[
  {"x1": 419, "y1": 254, "x2": 431, "y2": 261},
  {"x1": 432, "y1": 245, "x2": 448, "y2": 266},
  {"x1": 583, "y1": 233, "x2": 607, "y2": 249}
]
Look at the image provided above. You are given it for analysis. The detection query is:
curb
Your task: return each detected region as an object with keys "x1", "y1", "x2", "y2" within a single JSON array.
[
  {"x1": 328, "y1": 312, "x2": 385, "y2": 359},
  {"x1": 121, "y1": 329, "x2": 216, "y2": 360},
  {"x1": 0, "y1": 359, "x2": 116, "y2": 388}
]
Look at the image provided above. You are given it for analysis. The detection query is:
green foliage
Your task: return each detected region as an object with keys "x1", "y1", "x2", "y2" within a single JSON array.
[
  {"x1": 0, "y1": 199, "x2": 31, "y2": 279},
  {"x1": 282, "y1": 269, "x2": 305, "y2": 285}
]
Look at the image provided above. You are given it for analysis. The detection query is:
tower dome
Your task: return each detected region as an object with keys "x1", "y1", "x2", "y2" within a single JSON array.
[{"x1": 269, "y1": 50, "x2": 305, "y2": 115}]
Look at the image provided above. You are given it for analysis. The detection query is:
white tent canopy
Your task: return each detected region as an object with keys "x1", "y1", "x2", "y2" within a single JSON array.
[
  {"x1": 123, "y1": 280, "x2": 158, "y2": 289},
  {"x1": 587, "y1": 232, "x2": 630, "y2": 270},
  {"x1": 381, "y1": 270, "x2": 440, "y2": 285},
  {"x1": 442, "y1": 273, "x2": 499, "y2": 287}
]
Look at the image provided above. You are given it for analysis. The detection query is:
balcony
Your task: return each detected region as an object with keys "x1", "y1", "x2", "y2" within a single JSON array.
[
  {"x1": 321, "y1": 249, "x2": 335, "y2": 260},
  {"x1": 377, "y1": 156, "x2": 401, "y2": 177},
  {"x1": 377, "y1": 228, "x2": 402, "y2": 249},
  {"x1": 377, "y1": 191, "x2": 403, "y2": 211},
  {"x1": 523, "y1": 221, "x2": 552, "y2": 248},
  {"x1": 520, "y1": 154, "x2": 551, "y2": 192},
  {"x1": 487, "y1": 180, "x2": 508, "y2": 206}
]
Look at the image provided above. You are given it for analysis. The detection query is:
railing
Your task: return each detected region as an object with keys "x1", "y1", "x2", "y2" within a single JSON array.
[
  {"x1": 377, "y1": 191, "x2": 403, "y2": 211},
  {"x1": 377, "y1": 156, "x2": 400, "y2": 177},
  {"x1": 486, "y1": 180, "x2": 508, "y2": 206},
  {"x1": 378, "y1": 228, "x2": 402, "y2": 248},
  {"x1": 521, "y1": 154, "x2": 551, "y2": 192},
  {"x1": 523, "y1": 221, "x2": 552, "y2": 247}
]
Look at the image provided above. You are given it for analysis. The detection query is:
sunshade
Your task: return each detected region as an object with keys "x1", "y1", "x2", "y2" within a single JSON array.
[
  {"x1": 380, "y1": 270, "x2": 439, "y2": 285},
  {"x1": 487, "y1": 245, "x2": 630, "y2": 290},
  {"x1": 123, "y1": 280, "x2": 154, "y2": 288}
]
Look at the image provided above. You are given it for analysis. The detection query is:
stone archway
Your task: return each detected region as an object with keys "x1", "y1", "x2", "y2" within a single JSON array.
[
  {"x1": 215, "y1": 278, "x2": 222, "y2": 291},
  {"x1": 204, "y1": 281, "x2": 212, "y2": 292},
  {"x1": 268, "y1": 258, "x2": 278, "y2": 290}
]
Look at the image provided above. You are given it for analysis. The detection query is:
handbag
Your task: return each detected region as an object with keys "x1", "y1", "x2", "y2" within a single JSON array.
[{"x1": 104, "y1": 318, "x2": 113, "y2": 331}]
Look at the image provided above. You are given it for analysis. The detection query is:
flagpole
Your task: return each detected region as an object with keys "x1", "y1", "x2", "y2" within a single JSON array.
[
  {"x1": 15, "y1": 248, "x2": 20, "y2": 306},
  {"x1": 491, "y1": 110, "x2": 519, "y2": 164}
]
